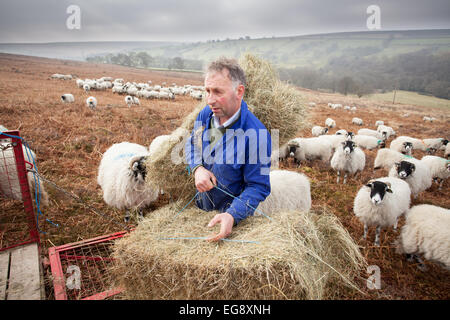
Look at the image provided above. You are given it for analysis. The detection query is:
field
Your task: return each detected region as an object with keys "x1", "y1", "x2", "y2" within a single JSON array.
[
  {"x1": 367, "y1": 90, "x2": 450, "y2": 111},
  {"x1": 0, "y1": 53, "x2": 449, "y2": 300}
]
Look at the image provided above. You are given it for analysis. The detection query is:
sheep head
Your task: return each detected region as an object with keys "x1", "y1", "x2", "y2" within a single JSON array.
[{"x1": 130, "y1": 155, "x2": 148, "y2": 183}]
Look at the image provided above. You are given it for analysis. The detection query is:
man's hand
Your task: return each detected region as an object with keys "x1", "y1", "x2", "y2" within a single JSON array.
[
  {"x1": 206, "y1": 212, "x2": 234, "y2": 242},
  {"x1": 194, "y1": 166, "x2": 217, "y2": 192}
]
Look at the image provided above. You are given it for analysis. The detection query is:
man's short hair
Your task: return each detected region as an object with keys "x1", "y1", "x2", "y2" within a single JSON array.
[{"x1": 206, "y1": 57, "x2": 246, "y2": 88}]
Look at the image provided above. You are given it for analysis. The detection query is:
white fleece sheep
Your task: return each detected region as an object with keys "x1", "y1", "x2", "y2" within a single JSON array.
[
  {"x1": 335, "y1": 129, "x2": 347, "y2": 136},
  {"x1": 357, "y1": 128, "x2": 386, "y2": 140},
  {"x1": 0, "y1": 139, "x2": 49, "y2": 207},
  {"x1": 288, "y1": 137, "x2": 333, "y2": 165},
  {"x1": 354, "y1": 177, "x2": 411, "y2": 246},
  {"x1": 61, "y1": 94, "x2": 74, "y2": 103},
  {"x1": 373, "y1": 148, "x2": 408, "y2": 171},
  {"x1": 325, "y1": 118, "x2": 336, "y2": 128},
  {"x1": 390, "y1": 136, "x2": 427, "y2": 153},
  {"x1": 375, "y1": 120, "x2": 384, "y2": 127},
  {"x1": 330, "y1": 140, "x2": 366, "y2": 184},
  {"x1": 86, "y1": 96, "x2": 97, "y2": 110},
  {"x1": 420, "y1": 155, "x2": 450, "y2": 190},
  {"x1": 423, "y1": 138, "x2": 447, "y2": 154},
  {"x1": 352, "y1": 117, "x2": 363, "y2": 126},
  {"x1": 97, "y1": 142, "x2": 159, "y2": 221},
  {"x1": 148, "y1": 134, "x2": 171, "y2": 157},
  {"x1": 397, "y1": 204, "x2": 450, "y2": 271},
  {"x1": 256, "y1": 170, "x2": 311, "y2": 215},
  {"x1": 388, "y1": 158, "x2": 432, "y2": 198},
  {"x1": 311, "y1": 126, "x2": 328, "y2": 136},
  {"x1": 353, "y1": 134, "x2": 385, "y2": 150},
  {"x1": 377, "y1": 125, "x2": 395, "y2": 139}
]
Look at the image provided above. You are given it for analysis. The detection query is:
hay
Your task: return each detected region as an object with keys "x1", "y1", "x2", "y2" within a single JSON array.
[
  {"x1": 110, "y1": 204, "x2": 366, "y2": 300},
  {"x1": 144, "y1": 53, "x2": 309, "y2": 202},
  {"x1": 239, "y1": 53, "x2": 309, "y2": 146}
]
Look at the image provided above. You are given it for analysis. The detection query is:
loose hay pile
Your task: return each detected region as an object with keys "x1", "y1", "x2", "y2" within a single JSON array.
[
  {"x1": 110, "y1": 204, "x2": 366, "y2": 300},
  {"x1": 143, "y1": 53, "x2": 309, "y2": 202}
]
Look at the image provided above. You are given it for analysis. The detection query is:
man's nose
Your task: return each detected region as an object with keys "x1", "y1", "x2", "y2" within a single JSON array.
[{"x1": 207, "y1": 92, "x2": 216, "y2": 104}]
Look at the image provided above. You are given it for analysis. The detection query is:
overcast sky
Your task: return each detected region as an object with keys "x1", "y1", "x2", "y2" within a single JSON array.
[{"x1": 0, "y1": 0, "x2": 449, "y2": 43}]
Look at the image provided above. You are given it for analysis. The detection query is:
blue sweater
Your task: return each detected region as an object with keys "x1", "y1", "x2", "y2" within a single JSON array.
[{"x1": 185, "y1": 100, "x2": 272, "y2": 225}]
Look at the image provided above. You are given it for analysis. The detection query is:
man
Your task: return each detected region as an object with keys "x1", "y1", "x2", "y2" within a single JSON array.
[{"x1": 185, "y1": 57, "x2": 271, "y2": 242}]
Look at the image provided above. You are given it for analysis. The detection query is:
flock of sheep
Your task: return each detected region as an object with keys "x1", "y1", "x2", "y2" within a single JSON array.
[
  {"x1": 272, "y1": 102, "x2": 449, "y2": 271},
  {"x1": 53, "y1": 73, "x2": 205, "y2": 110}
]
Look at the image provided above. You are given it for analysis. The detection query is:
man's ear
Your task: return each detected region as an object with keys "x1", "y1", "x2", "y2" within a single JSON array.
[{"x1": 236, "y1": 84, "x2": 245, "y2": 100}]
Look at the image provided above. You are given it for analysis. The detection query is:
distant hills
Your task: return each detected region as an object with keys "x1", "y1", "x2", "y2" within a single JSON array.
[{"x1": 0, "y1": 29, "x2": 449, "y2": 68}]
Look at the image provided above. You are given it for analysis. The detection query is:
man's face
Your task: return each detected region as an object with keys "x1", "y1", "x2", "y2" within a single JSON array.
[{"x1": 205, "y1": 69, "x2": 244, "y2": 124}]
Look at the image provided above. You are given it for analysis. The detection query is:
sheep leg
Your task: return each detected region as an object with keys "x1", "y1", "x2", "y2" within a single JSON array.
[
  {"x1": 124, "y1": 210, "x2": 131, "y2": 223},
  {"x1": 363, "y1": 224, "x2": 368, "y2": 240},
  {"x1": 336, "y1": 171, "x2": 340, "y2": 183},
  {"x1": 343, "y1": 173, "x2": 348, "y2": 184},
  {"x1": 438, "y1": 179, "x2": 443, "y2": 191},
  {"x1": 374, "y1": 226, "x2": 381, "y2": 246},
  {"x1": 393, "y1": 218, "x2": 398, "y2": 231}
]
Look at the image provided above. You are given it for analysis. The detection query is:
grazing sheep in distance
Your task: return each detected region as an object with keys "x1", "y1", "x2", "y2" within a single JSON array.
[
  {"x1": 311, "y1": 126, "x2": 328, "y2": 136},
  {"x1": 83, "y1": 83, "x2": 91, "y2": 93},
  {"x1": 396, "y1": 204, "x2": 450, "y2": 271},
  {"x1": 61, "y1": 94, "x2": 74, "y2": 103},
  {"x1": 377, "y1": 125, "x2": 395, "y2": 139},
  {"x1": 335, "y1": 129, "x2": 347, "y2": 136},
  {"x1": 256, "y1": 170, "x2": 311, "y2": 215},
  {"x1": 388, "y1": 158, "x2": 432, "y2": 198},
  {"x1": 352, "y1": 117, "x2": 363, "y2": 126},
  {"x1": 330, "y1": 140, "x2": 366, "y2": 184},
  {"x1": 325, "y1": 118, "x2": 336, "y2": 128},
  {"x1": 354, "y1": 177, "x2": 411, "y2": 246},
  {"x1": 86, "y1": 96, "x2": 97, "y2": 110},
  {"x1": 420, "y1": 155, "x2": 450, "y2": 190},
  {"x1": 423, "y1": 116, "x2": 436, "y2": 122},
  {"x1": 97, "y1": 142, "x2": 159, "y2": 222},
  {"x1": 358, "y1": 128, "x2": 386, "y2": 140}
]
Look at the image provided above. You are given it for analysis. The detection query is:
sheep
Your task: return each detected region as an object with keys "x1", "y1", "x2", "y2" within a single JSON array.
[
  {"x1": 125, "y1": 95, "x2": 134, "y2": 107},
  {"x1": 423, "y1": 116, "x2": 436, "y2": 122},
  {"x1": 353, "y1": 134, "x2": 385, "y2": 150},
  {"x1": 148, "y1": 134, "x2": 171, "y2": 157},
  {"x1": 158, "y1": 91, "x2": 175, "y2": 100},
  {"x1": 350, "y1": 106, "x2": 357, "y2": 112},
  {"x1": 373, "y1": 148, "x2": 408, "y2": 171},
  {"x1": 357, "y1": 128, "x2": 386, "y2": 140},
  {"x1": 287, "y1": 137, "x2": 333, "y2": 166},
  {"x1": 311, "y1": 126, "x2": 328, "y2": 136},
  {"x1": 352, "y1": 117, "x2": 363, "y2": 126},
  {"x1": 354, "y1": 177, "x2": 411, "y2": 246},
  {"x1": 97, "y1": 142, "x2": 159, "y2": 222},
  {"x1": 0, "y1": 136, "x2": 49, "y2": 207},
  {"x1": 190, "y1": 90, "x2": 203, "y2": 100},
  {"x1": 335, "y1": 129, "x2": 347, "y2": 136},
  {"x1": 83, "y1": 83, "x2": 91, "y2": 93},
  {"x1": 388, "y1": 158, "x2": 432, "y2": 198},
  {"x1": 86, "y1": 96, "x2": 97, "y2": 110},
  {"x1": 325, "y1": 118, "x2": 336, "y2": 128},
  {"x1": 61, "y1": 94, "x2": 75, "y2": 103},
  {"x1": 390, "y1": 136, "x2": 427, "y2": 153},
  {"x1": 256, "y1": 170, "x2": 311, "y2": 216},
  {"x1": 423, "y1": 138, "x2": 448, "y2": 154},
  {"x1": 330, "y1": 140, "x2": 366, "y2": 184},
  {"x1": 420, "y1": 155, "x2": 450, "y2": 190},
  {"x1": 319, "y1": 133, "x2": 348, "y2": 149},
  {"x1": 396, "y1": 204, "x2": 450, "y2": 271},
  {"x1": 377, "y1": 125, "x2": 395, "y2": 139},
  {"x1": 271, "y1": 143, "x2": 290, "y2": 166},
  {"x1": 375, "y1": 120, "x2": 384, "y2": 127},
  {"x1": 308, "y1": 102, "x2": 316, "y2": 107},
  {"x1": 445, "y1": 143, "x2": 450, "y2": 159},
  {"x1": 76, "y1": 79, "x2": 84, "y2": 88},
  {"x1": 133, "y1": 97, "x2": 140, "y2": 106}
]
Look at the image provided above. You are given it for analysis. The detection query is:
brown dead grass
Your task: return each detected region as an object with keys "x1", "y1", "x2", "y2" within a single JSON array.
[{"x1": 0, "y1": 53, "x2": 449, "y2": 300}]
